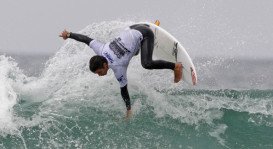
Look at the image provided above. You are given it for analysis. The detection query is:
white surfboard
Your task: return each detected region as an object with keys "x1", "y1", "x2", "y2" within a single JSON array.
[{"x1": 137, "y1": 21, "x2": 197, "y2": 85}]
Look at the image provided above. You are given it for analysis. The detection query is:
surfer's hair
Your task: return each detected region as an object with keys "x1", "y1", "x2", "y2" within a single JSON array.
[{"x1": 89, "y1": 55, "x2": 108, "y2": 73}]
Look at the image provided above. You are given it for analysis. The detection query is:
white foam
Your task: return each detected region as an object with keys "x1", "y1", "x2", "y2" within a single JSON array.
[
  {"x1": 0, "y1": 55, "x2": 20, "y2": 135},
  {"x1": 209, "y1": 124, "x2": 229, "y2": 148},
  {"x1": 1, "y1": 21, "x2": 273, "y2": 139},
  {"x1": 0, "y1": 55, "x2": 44, "y2": 137}
]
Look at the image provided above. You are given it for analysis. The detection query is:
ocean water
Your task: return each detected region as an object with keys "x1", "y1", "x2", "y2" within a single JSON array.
[{"x1": 0, "y1": 21, "x2": 273, "y2": 149}]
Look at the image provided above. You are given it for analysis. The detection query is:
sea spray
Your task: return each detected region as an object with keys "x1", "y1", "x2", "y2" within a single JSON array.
[
  {"x1": 0, "y1": 21, "x2": 273, "y2": 148},
  {"x1": 0, "y1": 55, "x2": 20, "y2": 135}
]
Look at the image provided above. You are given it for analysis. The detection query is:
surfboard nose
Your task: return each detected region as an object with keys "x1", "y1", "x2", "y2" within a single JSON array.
[{"x1": 154, "y1": 20, "x2": 160, "y2": 26}]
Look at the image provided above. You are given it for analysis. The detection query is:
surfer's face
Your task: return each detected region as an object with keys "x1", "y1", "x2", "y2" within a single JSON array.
[{"x1": 95, "y1": 63, "x2": 108, "y2": 76}]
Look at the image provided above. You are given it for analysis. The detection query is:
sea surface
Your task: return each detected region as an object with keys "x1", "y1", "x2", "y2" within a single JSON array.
[{"x1": 0, "y1": 21, "x2": 273, "y2": 149}]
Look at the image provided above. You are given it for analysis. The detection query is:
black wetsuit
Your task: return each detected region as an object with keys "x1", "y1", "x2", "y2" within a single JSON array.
[
  {"x1": 68, "y1": 24, "x2": 175, "y2": 111},
  {"x1": 130, "y1": 24, "x2": 175, "y2": 70}
]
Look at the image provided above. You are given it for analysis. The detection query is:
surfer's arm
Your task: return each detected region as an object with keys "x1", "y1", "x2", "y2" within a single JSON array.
[
  {"x1": 121, "y1": 85, "x2": 131, "y2": 111},
  {"x1": 114, "y1": 68, "x2": 131, "y2": 111},
  {"x1": 59, "y1": 30, "x2": 93, "y2": 45},
  {"x1": 68, "y1": 33, "x2": 93, "y2": 45}
]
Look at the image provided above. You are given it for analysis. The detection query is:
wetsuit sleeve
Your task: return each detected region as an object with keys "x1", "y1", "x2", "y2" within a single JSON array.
[
  {"x1": 121, "y1": 85, "x2": 131, "y2": 110},
  {"x1": 69, "y1": 33, "x2": 93, "y2": 45}
]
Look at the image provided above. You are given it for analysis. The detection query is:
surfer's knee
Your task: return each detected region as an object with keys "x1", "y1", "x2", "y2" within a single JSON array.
[{"x1": 141, "y1": 60, "x2": 153, "y2": 69}]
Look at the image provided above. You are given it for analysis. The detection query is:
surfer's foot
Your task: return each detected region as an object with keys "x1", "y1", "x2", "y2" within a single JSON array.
[
  {"x1": 125, "y1": 110, "x2": 132, "y2": 120},
  {"x1": 174, "y1": 63, "x2": 183, "y2": 83}
]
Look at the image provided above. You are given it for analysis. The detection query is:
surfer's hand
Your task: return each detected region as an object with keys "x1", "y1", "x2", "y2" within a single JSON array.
[
  {"x1": 125, "y1": 110, "x2": 132, "y2": 120},
  {"x1": 59, "y1": 29, "x2": 70, "y2": 40}
]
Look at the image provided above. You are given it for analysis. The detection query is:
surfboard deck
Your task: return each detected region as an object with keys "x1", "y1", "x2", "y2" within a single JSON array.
[{"x1": 136, "y1": 21, "x2": 197, "y2": 85}]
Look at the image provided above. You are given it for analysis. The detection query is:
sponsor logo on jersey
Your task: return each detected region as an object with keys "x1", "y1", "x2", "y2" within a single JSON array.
[
  {"x1": 103, "y1": 52, "x2": 114, "y2": 63},
  {"x1": 117, "y1": 75, "x2": 124, "y2": 83},
  {"x1": 172, "y1": 42, "x2": 178, "y2": 61},
  {"x1": 109, "y1": 37, "x2": 131, "y2": 59}
]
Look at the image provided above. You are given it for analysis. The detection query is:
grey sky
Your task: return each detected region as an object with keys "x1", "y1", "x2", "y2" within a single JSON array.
[{"x1": 0, "y1": 0, "x2": 273, "y2": 58}]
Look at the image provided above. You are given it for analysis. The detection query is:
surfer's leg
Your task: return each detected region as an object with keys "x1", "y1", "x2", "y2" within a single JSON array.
[
  {"x1": 130, "y1": 25, "x2": 175, "y2": 69},
  {"x1": 130, "y1": 25, "x2": 182, "y2": 82}
]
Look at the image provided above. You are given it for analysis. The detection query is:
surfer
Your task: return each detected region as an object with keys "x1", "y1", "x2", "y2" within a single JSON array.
[{"x1": 59, "y1": 24, "x2": 182, "y2": 118}]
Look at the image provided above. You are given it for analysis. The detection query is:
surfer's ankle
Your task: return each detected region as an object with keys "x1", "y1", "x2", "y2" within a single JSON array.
[
  {"x1": 175, "y1": 63, "x2": 182, "y2": 69},
  {"x1": 174, "y1": 63, "x2": 182, "y2": 83}
]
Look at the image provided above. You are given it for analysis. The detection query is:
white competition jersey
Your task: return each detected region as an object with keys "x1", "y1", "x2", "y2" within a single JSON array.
[{"x1": 89, "y1": 28, "x2": 143, "y2": 87}]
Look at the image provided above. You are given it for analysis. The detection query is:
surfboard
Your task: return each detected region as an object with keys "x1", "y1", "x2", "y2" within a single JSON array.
[{"x1": 137, "y1": 21, "x2": 197, "y2": 85}]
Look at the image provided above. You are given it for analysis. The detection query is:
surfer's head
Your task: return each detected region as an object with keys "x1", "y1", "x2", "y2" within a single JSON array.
[{"x1": 89, "y1": 55, "x2": 109, "y2": 76}]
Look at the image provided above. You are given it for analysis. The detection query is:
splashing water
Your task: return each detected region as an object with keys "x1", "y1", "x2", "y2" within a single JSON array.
[{"x1": 0, "y1": 21, "x2": 273, "y2": 149}]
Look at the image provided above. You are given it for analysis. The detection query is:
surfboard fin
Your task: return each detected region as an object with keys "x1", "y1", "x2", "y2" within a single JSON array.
[
  {"x1": 190, "y1": 67, "x2": 197, "y2": 85},
  {"x1": 154, "y1": 20, "x2": 160, "y2": 26}
]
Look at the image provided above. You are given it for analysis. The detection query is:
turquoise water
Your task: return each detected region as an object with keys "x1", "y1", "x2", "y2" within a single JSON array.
[{"x1": 0, "y1": 21, "x2": 273, "y2": 149}]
